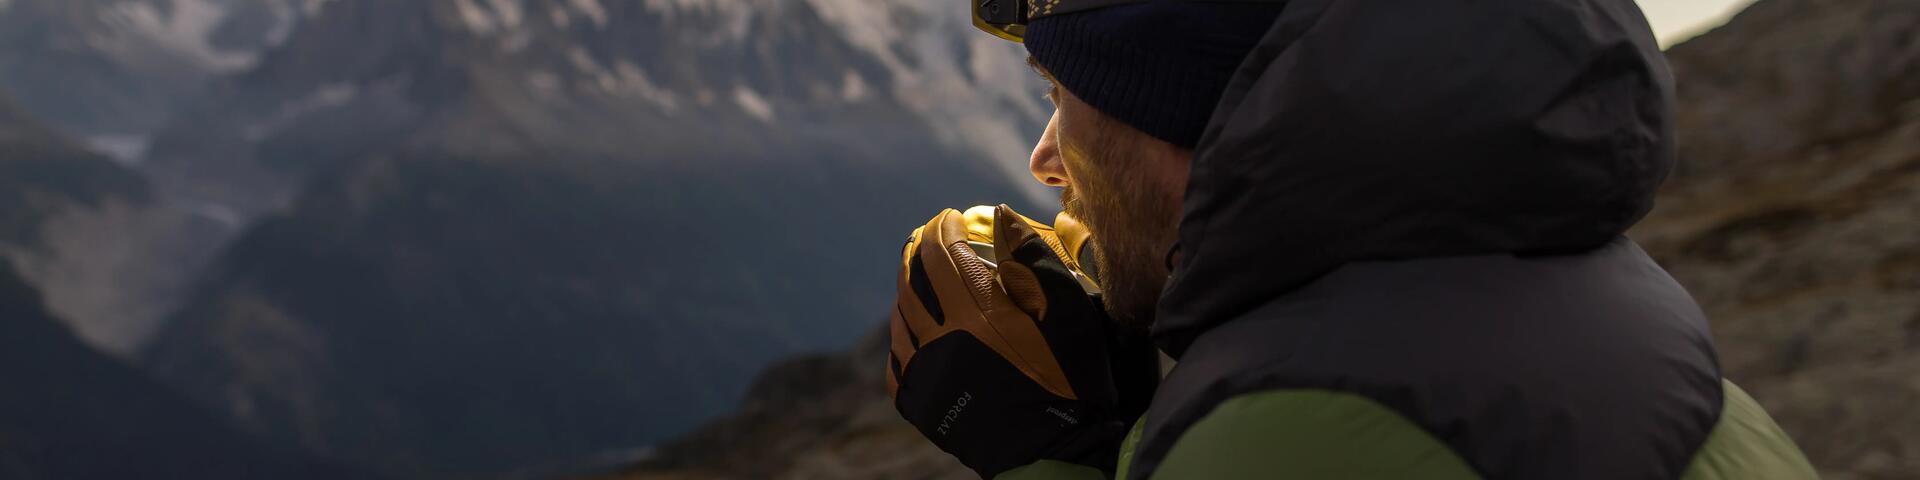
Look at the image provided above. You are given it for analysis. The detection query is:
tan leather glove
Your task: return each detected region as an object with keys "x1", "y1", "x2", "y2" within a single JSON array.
[{"x1": 886, "y1": 205, "x2": 1158, "y2": 478}]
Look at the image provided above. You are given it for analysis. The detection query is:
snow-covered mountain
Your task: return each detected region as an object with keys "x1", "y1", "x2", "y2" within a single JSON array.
[
  {"x1": 138, "y1": 0, "x2": 1053, "y2": 476},
  {"x1": 144, "y1": 0, "x2": 1050, "y2": 220},
  {"x1": 0, "y1": 0, "x2": 322, "y2": 137}
]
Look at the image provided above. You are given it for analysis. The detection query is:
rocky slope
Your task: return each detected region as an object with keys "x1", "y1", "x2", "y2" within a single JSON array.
[
  {"x1": 0, "y1": 95, "x2": 148, "y2": 247},
  {"x1": 1632, "y1": 0, "x2": 1920, "y2": 478},
  {"x1": 605, "y1": 327, "x2": 965, "y2": 480},
  {"x1": 0, "y1": 0, "x2": 318, "y2": 358},
  {"x1": 139, "y1": 0, "x2": 1049, "y2": 477},
  {"x1": 618, "y1": 0, "x2": 1920, "y2": 478},
  {"x1": 0, "y1": 93, "x2": 206, "y2": 357},
  {"x1": 0, "y1": 83, "x2": 348, "y2": 480},
  {"x1": 0, "y1": 259, "x2": 359, "y2": 479}
]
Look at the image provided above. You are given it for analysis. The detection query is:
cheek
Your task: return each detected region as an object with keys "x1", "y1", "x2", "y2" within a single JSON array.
[
  {"x1": 1057, "y1": 151, "x2": 1088, "y2": 191},
  {"x1": 1053, "y1": 122, "x2": 1101, "y2": 188},
  {"x1": 1053, "y1": 99, "x2": 1093, "y2": 156}
]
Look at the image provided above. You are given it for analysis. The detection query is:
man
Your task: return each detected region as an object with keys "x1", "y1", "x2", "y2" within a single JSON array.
[{"x1": 885, "y1": 0, "x2": 1820, "y2": 479}]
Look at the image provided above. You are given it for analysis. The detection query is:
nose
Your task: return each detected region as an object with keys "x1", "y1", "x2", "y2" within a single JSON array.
[{"x1": 1029, "y1": 110, "x2": 1068, "y2": 187}]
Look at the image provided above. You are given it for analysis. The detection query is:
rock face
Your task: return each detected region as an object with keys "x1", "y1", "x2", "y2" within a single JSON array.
[
  {"x1": 606, "y1": 328, "x2": 966, "y2": 480},
  {"x1": 0, "y1": 259, "x2": 359, "y2": 480},
  {"x1": 0, "y1": 93, "x2": 201, "y2": 356},
  {"x1": 621, "y1": 0, "x2": 1920, "y2": 478},
  {"x1": 0, "y1": 95, "x2": 148, "y2": 247},
  {"x1": 0, "y1": 0, "x2": 310, "y2": 358},
  {"x1": 138, "y1": 0, "x2": 1049, "y2": 477},
  {"x1": 1632, "y1": 0, "x2": 1920, "y2": 479}
]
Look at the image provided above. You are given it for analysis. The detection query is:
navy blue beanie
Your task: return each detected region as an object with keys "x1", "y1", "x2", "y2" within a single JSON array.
[{"x1": 1025, "y1": 1, "x2": 1286, "y2": 149}]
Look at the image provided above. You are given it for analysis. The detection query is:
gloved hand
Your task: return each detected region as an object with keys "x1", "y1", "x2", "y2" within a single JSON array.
[{"x1": 886, "y1": 204, "x2": 1160, "y2": 479}]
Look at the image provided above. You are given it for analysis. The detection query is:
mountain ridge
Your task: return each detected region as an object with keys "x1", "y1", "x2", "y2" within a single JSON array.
[{"x1": 138, "y1": 0, "x2": 1052, "y2": 476}]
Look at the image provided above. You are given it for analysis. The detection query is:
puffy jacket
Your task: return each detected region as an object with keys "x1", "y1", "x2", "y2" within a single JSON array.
[{"x1": 1001, "y1": 0, "x2": 1818, "y2": 478}]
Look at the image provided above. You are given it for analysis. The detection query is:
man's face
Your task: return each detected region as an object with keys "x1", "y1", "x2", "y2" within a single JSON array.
[{"x1": 1027, "y1": 63, "x2": 1193, "y2": 333}]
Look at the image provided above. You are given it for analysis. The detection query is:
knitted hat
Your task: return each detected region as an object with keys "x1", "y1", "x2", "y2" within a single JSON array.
[{"x1": 1025, "y1": 1, "x2": 1286, "y2": 148}]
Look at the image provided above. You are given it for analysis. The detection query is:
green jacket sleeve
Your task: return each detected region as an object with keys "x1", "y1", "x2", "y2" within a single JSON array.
[
  {"x1": 1676, "y1": 381, "x2": 1819, "y2": 480},
  {"x1": 997, "y1": 389, "x2": 1480, "y2": 480},
  {"x1": 1000, "y1": 381, "x2": 1815, "y2": 480},
  {"x1": 1150, "y1": 390, "x2": 1481, "y2": 480},
  {"x1": 995, "y1": 460, "x2": 1108, "y2": 480}
]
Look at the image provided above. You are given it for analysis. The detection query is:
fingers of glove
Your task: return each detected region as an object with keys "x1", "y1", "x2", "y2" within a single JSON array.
[
  {"x1": 992, "y1": 205, "x2": 1073, "y2": 267},
  {"x1": 1001, "y1": 227, "x2": 1105, "y2": 324},
  {"x1": 995, "y1": 207, "x2": 1100, "y2": 302},
  {"x1": 1026, "y1": 274, "x2": 1121, "y2": 407},
  {"x1": 886, "y1": 305, "x2": 916, "y2": 399},
  {"x1": 915, "y1": 209, "x2": 1006, "y2": 327},
  {"x1": 894, "y1": 215, "x2": 948, "y2": 339},
  {"x1": 960, "y1": 205, "x2": 998, "y2": 245},
  {"x1": 990, "y1": 207, "x2": 1125, "y2": 404},
  {"x1": 1051, "y1": 212, "x2": 1101, "y2": 288},
  {"x1": 991, "y1": 204, "x2": 1039, "y2": 267},
  {"x1": 910, "y1": 208, "x2": 1085, "y2": 401},
  {"x1": 998, "y1": 261, "x2": 1049, "y2": 319}
]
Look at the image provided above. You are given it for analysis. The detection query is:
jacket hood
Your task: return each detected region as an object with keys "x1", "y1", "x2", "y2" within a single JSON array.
[{"x1": 1155, "y1": 0, "x2": 1676, "y2": 357}]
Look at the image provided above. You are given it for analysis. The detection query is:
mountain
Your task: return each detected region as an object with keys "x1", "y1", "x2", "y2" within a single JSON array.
[
  {"x1": 141, "y1": 0, "x2": 1051, "y2": 221},
  {"x1": 0, "y1": 0, "x2": 317, "y2": 137},
  {"x1": 0, "y1": 258, "x2": 361, "y2": 479},
  {"x1": 0, "y1": 93, "x2": 204, "y2": 357},
  {"x1": 0, "y1": 95, "x2": 148, "y2": 247},
  {"x1": 0, "y1": 84, "x2": 351, "y2": 478},
  {"x1": 0, "y1": 1, "x2": 320, "y2": 356},
  {"x1": 0, "y1": 99, "x2": 350, "y2": 477},
  {"x1": 141, "y1": 0, "x2": 1050, "y2": 476},
  {"x1": 620, "y1": 0, "x2": 1920, "y2": 478}
]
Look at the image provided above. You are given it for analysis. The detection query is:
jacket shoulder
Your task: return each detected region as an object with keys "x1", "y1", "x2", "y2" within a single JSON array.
[
  {"x1": 1152, "y1": 389, "x2": 1481, "y2": 480},
  {"x1": 1679, "y1": 381, "x2": 1820, "y2": 480}
]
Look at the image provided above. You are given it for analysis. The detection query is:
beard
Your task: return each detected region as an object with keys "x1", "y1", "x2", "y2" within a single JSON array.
[{"x1": 1059, "y1": 137, "x2": 1183, "y2": 335}]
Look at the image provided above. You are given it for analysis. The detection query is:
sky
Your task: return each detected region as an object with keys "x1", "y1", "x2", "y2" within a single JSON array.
[{"x1": 1637, "y1": 0, "x2": 1762, "y2": 47}]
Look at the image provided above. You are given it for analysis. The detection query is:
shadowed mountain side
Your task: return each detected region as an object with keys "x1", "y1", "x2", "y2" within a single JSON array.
[
  {"x1": 0, "y1": 95, "x2": 149, "y2": 248},
  {"x1": 0, "y1": 93, "x2": 214, "y2": 356},
  {"x1": 146, "y1": 143, "x2": 1033, "y2": 477},
  {"x1": 0, "y1": 259, "x2": 363, "y2": 480}
]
